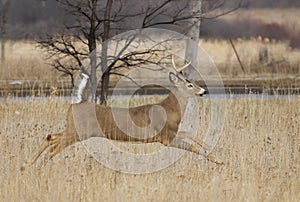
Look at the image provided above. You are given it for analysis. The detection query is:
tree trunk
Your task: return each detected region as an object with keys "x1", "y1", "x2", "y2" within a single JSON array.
[
  {"x1": 184, "y1": 0, "x2": 201, "y2": 81},
  {"x1": 88, "y1": 0, "x2": 98, "y2": 102},
  {"x1": 1, "y1": 38, "x2": 5, "y2": 67},
  {"x1": 0, "y1": 0, "x2": 9, "y2": 67},
  {"x1": 100, "y1": 0, "x2": 113, "y2": 105}
]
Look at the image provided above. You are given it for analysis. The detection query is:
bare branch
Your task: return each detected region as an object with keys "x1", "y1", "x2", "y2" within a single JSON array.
[
  {"x1": 109, "y1": 72, "x2": 142, "y2": 87},
  {"x1": 201, "y1": 0, "x2": 243, "y2": 20}
]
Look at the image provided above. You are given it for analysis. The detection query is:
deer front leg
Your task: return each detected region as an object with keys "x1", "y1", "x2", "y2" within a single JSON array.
[
  {"x1": 177, "y1": 131, "x2": 209, "y2": 150},
  {"x1": 169, "y1": 136, "x2": 224, "y2": 165}
]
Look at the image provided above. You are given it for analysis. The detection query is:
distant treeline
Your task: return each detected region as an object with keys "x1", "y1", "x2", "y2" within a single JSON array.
[
  {"x1": 201, "y1": 18, "x2": 300, "y2": 48},
  {"x1": 0, "y1": 0, "x2": 299, "y2": 40}
]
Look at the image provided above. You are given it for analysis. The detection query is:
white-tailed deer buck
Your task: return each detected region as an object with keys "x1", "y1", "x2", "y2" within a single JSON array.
[{"x1": 22, "y1": 57, "x2": 223, "y2": 170}]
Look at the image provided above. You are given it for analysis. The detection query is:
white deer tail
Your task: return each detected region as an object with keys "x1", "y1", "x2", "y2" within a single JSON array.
[{"x1": 73, "y1": 73, "x2": 89, "y2": 104}]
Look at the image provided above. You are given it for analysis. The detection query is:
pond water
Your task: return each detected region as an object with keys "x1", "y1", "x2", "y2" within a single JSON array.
[{"x1": 1, "y1": 92, "x2": 299, "y2": 102}]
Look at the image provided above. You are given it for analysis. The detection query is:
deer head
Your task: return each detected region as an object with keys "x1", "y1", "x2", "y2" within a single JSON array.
[{"x1": 170, "y1": 56, "x2": 206, "y2": 96}]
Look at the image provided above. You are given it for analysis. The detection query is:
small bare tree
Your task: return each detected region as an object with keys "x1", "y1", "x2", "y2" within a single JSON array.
[
  {"x1": 38, "y1": 0, "x2": 242, "y2": 104},
  {"x1": 0, "y1": 0, "x2": 10, "y2": 66},
  {"x1": 38, "y1": 0, "x2": 202, "y2": 104}
]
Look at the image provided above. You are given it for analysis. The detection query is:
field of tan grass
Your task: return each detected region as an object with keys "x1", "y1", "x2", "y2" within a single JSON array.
[
  {"x1": 1, "y1": 37, "x2": 299, "y2": 83},
  {"x1": 0, "y1": 8, "x2": 299, "y2": 202},
  {"x1": 1, "y1": 9, "x2": 300, "y2": 82},
  {"x1": 200, "y1": 38, "x2": 300, "y2": 77},
  {"x1": 0, "y1": 95, "x2": 299, "y2": 201},
  {"x1": 0, "y1": 40, "x2": 60, "y2": 81}
]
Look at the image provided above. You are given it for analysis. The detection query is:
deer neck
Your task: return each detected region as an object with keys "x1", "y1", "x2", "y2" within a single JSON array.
[{"x1": 161, "y1": 88, "x2": 191, "y2": 115}]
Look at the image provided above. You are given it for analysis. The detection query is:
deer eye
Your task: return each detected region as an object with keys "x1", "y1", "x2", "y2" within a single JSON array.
[{"x1": 187, "y1": 83, "x2": 194, "y2": 88}]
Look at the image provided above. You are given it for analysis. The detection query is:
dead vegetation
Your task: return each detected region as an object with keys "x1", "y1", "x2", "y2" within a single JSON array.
[
  {"x1": 1, "y1": 37, "x2": 299, "y2": 83},
  {"x1": 0, "y1": 95, "x2": 299, "y2": 201}
]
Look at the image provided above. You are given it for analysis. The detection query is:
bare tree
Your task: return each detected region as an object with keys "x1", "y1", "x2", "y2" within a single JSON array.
[
  {"x1": 38, "y1": 0, "x2": 242, "y2": 104},
  {"x1": 99, "y1": 0, "x2": 113, "y2": 104},
  {"x1": 0, "y1": 0, "x2": 10, "y2": 66},
  {"x1": 184, "y1": 0, "x2": 201, "y2": 81}
]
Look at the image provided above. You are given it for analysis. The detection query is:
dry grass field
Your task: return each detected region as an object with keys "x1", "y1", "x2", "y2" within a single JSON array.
[
  {"x1": 0, "y1": 40, "x2": 60, "y2": 81},
  {"x1": 206, "y1": 8, "x2": 300, "y2": 77},
  {"x1": 200, "y1": 38, "x2": 300, "y2": 77},
  {"x1": 0, "y1": 8, "x2": 299, "y2": 202},
  {"x1": 1, "y1": 37, "x2": 300, "y2": 82},
  {"x1": 0, "y1": 95, "x2": 299, "y2": 201},
  {"x1": 1, "y1": 9, "x2": 300, "y2": 82}
]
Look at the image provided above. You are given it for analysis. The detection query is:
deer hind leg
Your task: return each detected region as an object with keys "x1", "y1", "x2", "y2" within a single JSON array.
[
  {"x1": 44, "y1": 144, "x2": 60, "y2": 162},
  {"x1": 30, "y1": 133, "x2": 62, "y2": 164},
  {"x1": 21, "y1": 133, "x2": 62, "y2": 171},
  {"x1": 45, "y1": 132, "x2": 80, "y2": 161},
  {"x1": 169, "y1": 135, "x2": 224, "y2": 165}
]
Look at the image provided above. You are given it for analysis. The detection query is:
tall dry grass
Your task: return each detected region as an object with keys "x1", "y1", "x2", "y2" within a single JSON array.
[
  {"x1": 0, "y1": 95, "x2": 299, "y2": 201},
  {"x1": 200, "y1": 38, "x2": 300, "y2": 77},
  {"x1": 1, "y1": 38, "x2": 299, "y2": 82},
  {"x1": 1, "y1": 9, "x2": 300, "y2": 82},
  {"x1": 0, "y1": 40, "x2": 60, "y2": 81}
]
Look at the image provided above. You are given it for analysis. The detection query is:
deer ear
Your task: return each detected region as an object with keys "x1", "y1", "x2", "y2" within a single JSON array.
[{"x1": 169, "y1": 72, "x2": 179, "y2": 84}]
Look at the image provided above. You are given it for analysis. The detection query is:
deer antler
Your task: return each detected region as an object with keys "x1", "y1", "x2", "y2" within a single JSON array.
[{"x1": 171, "y1": 56, "x2": 191, "y2": 73}]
